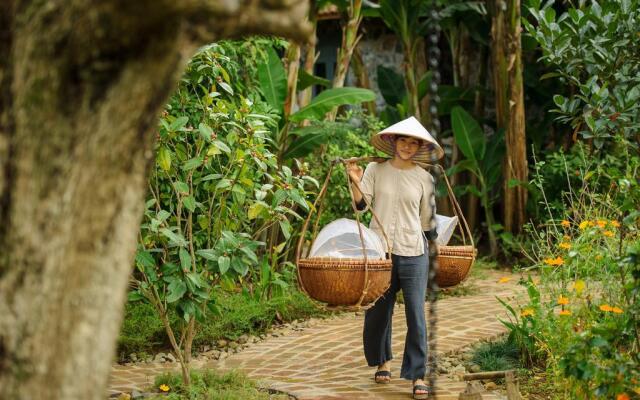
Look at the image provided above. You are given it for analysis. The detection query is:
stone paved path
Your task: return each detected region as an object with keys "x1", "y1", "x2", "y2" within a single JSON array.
[{"x1": 108, "y1": 270, "x2": 525, "y2": 399}]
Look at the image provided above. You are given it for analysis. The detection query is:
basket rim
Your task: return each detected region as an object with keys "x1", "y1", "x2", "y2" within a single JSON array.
[
  {"x1": 438, "y1": 253, "x2": 476, "y2": 259},
  {"x1": 298, "y1": 259, "x2": 392, "y2": 271}
]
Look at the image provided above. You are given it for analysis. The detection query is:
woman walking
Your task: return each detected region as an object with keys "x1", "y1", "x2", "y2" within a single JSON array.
[{"x1": 346, "y1": 116, "x2": 443, "y2": 400}]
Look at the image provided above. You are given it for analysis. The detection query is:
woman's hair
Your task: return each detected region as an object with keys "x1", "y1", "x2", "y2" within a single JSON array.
[{"x1": 394, "y1": 135, "x2": 425, "y2": 146}]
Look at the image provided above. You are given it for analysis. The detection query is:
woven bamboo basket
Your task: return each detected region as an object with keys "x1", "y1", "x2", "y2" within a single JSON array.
[
  {"x1": 296, "y1": 258, "x2": 391, "y2": 306},
  {"x1": 429, "y1": 164, "x2": 477, "y2": 287},
  {"x1": 296, "y1": 159, "x2": 392, "y2": 310}
]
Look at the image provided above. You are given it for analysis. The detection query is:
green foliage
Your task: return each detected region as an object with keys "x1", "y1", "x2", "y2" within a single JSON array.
[
  {"x1": 118, "y1": 302, "x2": 166, "y2": 357},
  {"x1": 256, "y1": 46, "x2": 287, "y2": 113},
  {"x1": 255, "y1": 44, "x2": 376, "y2": 161},
  {"x1": 289, "y1": 88, "x2": 376, "y2": 122},
  {"x1": 524, "y1": 0, "x2": 640, "y2": 151},
  {"x1": 449, "y1": 106, "x2": 504, "y2": 255},
  {"x1": 502, "y1": 154, "x2": 639, "y2": 397},
  {"x1": 128, "y1": 40, "x2": 325, "y2": 384},
  {"x1": 376, "y1": 65, "x2": 472, "y2": 126},
  {"x1": 134, "y1": 41, "x2": 312, "y2": 320},
  {"x1": 497, "y1": 277, "x2": 546, "y2": 367},
  {"x1": 119, "y1": 290, "x2": 325, "y2": 361},
  {"x1": 305, "y1": 109, "x2": 385, "y2": 227},
  {"x1": 150, "y1": 369, "x2": 289, "y2": 400},
  {"x1": 472, "y1": 337, "x2": 520, "y2": 372},
  {"x1": 198, "y1": 289, "x2": 324, "y2": 341}
]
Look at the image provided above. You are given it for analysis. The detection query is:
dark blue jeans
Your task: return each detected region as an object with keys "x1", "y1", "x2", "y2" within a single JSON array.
[{"x1": 362, "y1": 249, "x2": 429, "y2": 380}]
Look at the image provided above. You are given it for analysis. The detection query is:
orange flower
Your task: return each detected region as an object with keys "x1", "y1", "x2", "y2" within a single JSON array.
[
  {"x1": 603, "y1": 230, "x2": 615, "y2": 237},
  {"x1": 616, "y1": 394, "x2": 630, "y2": 400},
  {"x1": 498, "y1": 277, "x2": 511, "y2": 283},
  {"x1": 558, "y1": 296, "x2": 569, "y2": 305},
  {"x1": 561, "y1": 220, "x2": 571, "y2": 227},
  {"x1": 595, "y1": 255, "x2": 603, "y2": 261},
  {"x1": 159, "y1": 384, "x2": 170, "y2": 392},
  {"x1": 612, "y1": 307, "x2": 623, "y2": 314},
  {"x1": 596, "y1": 219, "x2": 607, "y2": 228},
  {"x1": 579, "y1": 220, "x2": 593, "y2": 230},
  {"x1": 600, "y1": 304, "x2": 613, "y2": 312},
  {"x1": 521, "y1": 308, "x2": 535, "y2": 317},
  {"x1": 611, "y1": 220, "x2": 621, "y2": 228},
  {"x1": 544, "y1": 257, "x2": 564, "y2": 266},
  {"x1": 559, "y1": 310, "x2": 571, "y2": 316},
  {"x1": 559, "y1": 242, "x2": 571, "y2": 250}
]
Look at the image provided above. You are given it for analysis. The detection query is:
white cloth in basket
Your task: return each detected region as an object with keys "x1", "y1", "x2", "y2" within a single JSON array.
[
  {"x1": 309, "y1": 218, "x2": 386, "y2": 259},
  {"x1": 435, "y1": 214, "x2": 458, "y2": 246}
]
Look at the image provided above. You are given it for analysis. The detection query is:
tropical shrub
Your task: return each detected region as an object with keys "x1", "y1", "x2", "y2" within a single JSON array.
[{"x1": 129, "y1": 41, "x2": 316, "y2": 384}]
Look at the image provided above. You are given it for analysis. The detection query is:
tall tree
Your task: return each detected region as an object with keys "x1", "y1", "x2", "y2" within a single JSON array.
[
  {"x1": 0, "y1": 1, "x2": 311, "y2": 399},
  {"x1": 489, "y1": 0, "x2": 528, "y2": 234},
  {"x1": 379, "y1": 0, "x2": 430, "y2": 124},
  {"x1": 440, "y1": 1, "x2": 489, "y2": 232}
]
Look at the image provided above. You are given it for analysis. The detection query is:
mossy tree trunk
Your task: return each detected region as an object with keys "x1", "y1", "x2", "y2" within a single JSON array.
[
  {"x1": 489, "y1": 0, "x2": 528, "y2": 235},
  {"x1": 0, "y1": 1, "x2": 311, "y2": 399}
]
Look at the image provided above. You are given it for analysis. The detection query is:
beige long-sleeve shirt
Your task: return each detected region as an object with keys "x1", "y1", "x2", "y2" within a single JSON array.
[{"x1": 357, "y1": 161, "x2": 437, "y2": 256}]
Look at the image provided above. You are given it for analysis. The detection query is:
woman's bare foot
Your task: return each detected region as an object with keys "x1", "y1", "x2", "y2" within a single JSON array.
[{"x1": 374, "y1": 361, "x2": 391, "y2": 383}]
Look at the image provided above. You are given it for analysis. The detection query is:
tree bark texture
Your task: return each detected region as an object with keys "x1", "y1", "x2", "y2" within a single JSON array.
[
  {"x1": 351, "y1": 46, "x2": 376, "y2": 115},
  {"x1": 416, "y1": 37, "x2": 431, "y2": 128},
  {"x1": 490, "y1": 0, "x2": 528, "y2": 234},
  {"x1": 331, "y1": 0, "x2": 362, "y2": 90},
  {"x1": 0, "y1": 1, "x2": 311, "y2": 399},
  {"x1": 327, "y1": 0, "x2": 362, "y2": 121},
  {"x1": 298, "y1": 7, "x2": 317, "y2": 109}
]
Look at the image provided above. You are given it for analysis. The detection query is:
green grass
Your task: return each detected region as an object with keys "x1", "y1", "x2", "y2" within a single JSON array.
[
  {"x1": 148, "y1": 369, "x2": 291, "y2": 400},
  {"x1": 471, "y1": 337, "x2": 521, "y2": 372},
  {"x1": 117, "y1": 290, "x2": 329, "y2": 361}
]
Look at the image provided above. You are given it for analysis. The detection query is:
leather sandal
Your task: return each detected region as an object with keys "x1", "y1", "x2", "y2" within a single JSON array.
[
  {"x1": 374, "y1": 370, "x2": 391, "y2": 384},
  {"x1": 412, "y1": 383, "x2": 429, "y2": 399}
]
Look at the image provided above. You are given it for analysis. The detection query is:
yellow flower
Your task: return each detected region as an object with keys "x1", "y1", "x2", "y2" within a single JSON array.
[
  {"x1": 603, "y1": 230, "x2": 615, "y2": 237},
  {"x1": 498, "y1": 277, "x2": 511, "y2": 283},
  {"x1": 612, "y1": 306, "x2": 623, "y2": 314},
  {"x1": 579, "y1": 220, "x2": 593, "y2": 230},
  {"x1": 159, "y1": 384, "x2": 170, "y2": 392},
  {"x1": 561, "y1": 220, "x2": 571, "y2": 227},
  {"x1": 572, "y1": 280, "x2": 586, "y2": 295},
  {"x1": 559, "y1": 310, "x2": 571, "y2": 316},
  {"x1": 559, "y1": 242, "x2": 571, "y2": 250},
  {"x1": 563, "y1": 235, "x2": 572, "y2": 240},
  {"x1": 600, "y1": 304, "x2": 613, "y2": 312},
  {"x1": 595, "y1": 255, "x2": 603, "y2": 261},
  {"x1": 543, "y1": 256, "x2": 564, "y2": 266},
  {"x1": 616, "y1": 394, "x2": 630, "y2": 400},
  {"x1": 558, "y1": 296, "x2": 569, "y2": 305},
  {"x1": 611, "y1": 220, "x2": 621, "y2": 228},
  {"x1": 520, "y1": 308, "x2": 535, "y2": 317},
  {"x1": 632, "y1": 387, "x2": 640, "y2": 395},
  {"x1": 596, "y1": 219, "x2": 607, "y2": 228}
]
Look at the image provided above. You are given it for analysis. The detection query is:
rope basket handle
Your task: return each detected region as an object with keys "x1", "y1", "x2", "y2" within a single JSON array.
[
  {"x1": 295, "y1": 157, "x2": 393, "y2": 309},
  {"x1": 425, "y1": 163, "x2": 475, "y2": 249}
]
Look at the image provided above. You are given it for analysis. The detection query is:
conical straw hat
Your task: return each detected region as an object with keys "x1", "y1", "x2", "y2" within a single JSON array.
[{"x1": 371, "y1": 116, "x2": 444, "y2": 162}]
